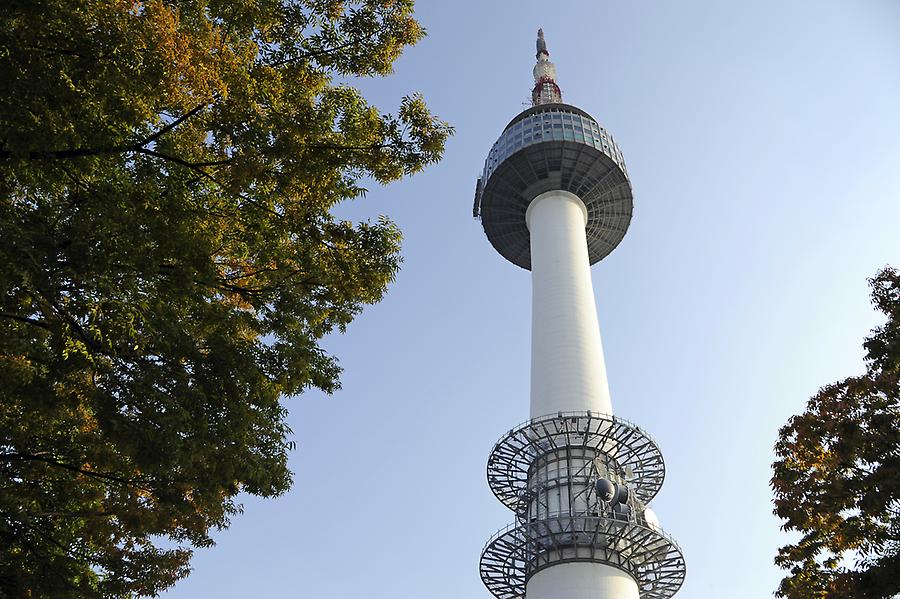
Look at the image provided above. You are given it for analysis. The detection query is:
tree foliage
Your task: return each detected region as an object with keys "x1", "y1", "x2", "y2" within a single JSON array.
[
  {"x1": 772, "y1": 267, "x2": 900, "y2": 599},
  {"x1": 0, "y1": 0, "x2": 450, "y2": 596}
]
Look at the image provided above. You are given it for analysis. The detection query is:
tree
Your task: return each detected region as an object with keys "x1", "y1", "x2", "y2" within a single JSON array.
[
  {"x1": 0, "y1": 0, "x2": 450, "y2": 596},
  {"x1": 772, "y1": 267, "x2": 900, "y2": 599}
]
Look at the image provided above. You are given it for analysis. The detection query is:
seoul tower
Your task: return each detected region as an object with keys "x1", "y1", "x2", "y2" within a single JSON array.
[{"x1": 474, "y1": 30, "x2": 686, "y2": 599}]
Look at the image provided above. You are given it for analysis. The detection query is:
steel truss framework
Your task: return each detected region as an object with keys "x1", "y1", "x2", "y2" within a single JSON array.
[
  {"x1": 480, "y1": 515, "x2": 685, "y2": 599},
  {"x1": 487, "y1": 411, "x2": 666, "y2": 515}
]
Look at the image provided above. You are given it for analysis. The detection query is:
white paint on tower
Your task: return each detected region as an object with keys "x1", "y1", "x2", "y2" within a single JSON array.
[
  {"x1": 526, "y1": 190, "x2": 613, "y2": 418},
  {"x1": 527, "y1": 563, "x2": 640, "y2": 599}
]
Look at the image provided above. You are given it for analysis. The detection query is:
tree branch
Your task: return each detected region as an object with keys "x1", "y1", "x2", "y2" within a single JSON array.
[
  {"x1": 3, "y1": 452, "x2": 153, "y2": 490},
  {"x1": 0, "y1": 312, "x2": 52, "y2": 331},
  {"x1": 135, "y1": 148, "x2": 282, "y2": 218},
  {"x1": 270, "y1": 36, "x2": 369, "y2": 67},
  {"x1": 0, "y1": 103, "x2": 207, "y2": 161},
  {"x1": 135, "y1": 103, "x2": 207, "y2": 148}
]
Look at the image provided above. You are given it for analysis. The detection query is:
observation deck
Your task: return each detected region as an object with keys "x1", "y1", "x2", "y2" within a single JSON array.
[
  {"x1": 481, "y1": 514, "x2": 685, "y2": 599},
  {"x1": 486, "y1": 412, "x2": 666, "y2": 517},
  {"x1": 480, "y1": 411, "x2": 685, "y2": 599},
  {"x1": 474, "y1": 103, "x2": 633, "y2": 270}
]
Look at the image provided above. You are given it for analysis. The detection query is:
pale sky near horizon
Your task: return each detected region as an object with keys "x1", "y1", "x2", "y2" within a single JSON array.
[{"x1": 161, "y1": 2, "x2": 900, "y2": 598}]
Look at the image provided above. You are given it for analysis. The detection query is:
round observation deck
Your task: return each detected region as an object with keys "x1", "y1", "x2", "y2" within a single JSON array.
[
  {"x1": 480, "y1": 515, "x2": 685, "y2": 599},
  {"x1": 474, "y1": 104, "x2": 633, "y2": 270},
  {"x1": 486, "y1": 412, "x2": 666, "y2": 517}
]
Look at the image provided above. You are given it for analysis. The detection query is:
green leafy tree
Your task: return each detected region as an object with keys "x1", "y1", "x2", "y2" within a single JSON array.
[
  {"x1": 772, "y1": 267, "x2": 900, "y2": 599},
  {"x1": 0, "y1": 0, "x2": 450, "y2": 596}
]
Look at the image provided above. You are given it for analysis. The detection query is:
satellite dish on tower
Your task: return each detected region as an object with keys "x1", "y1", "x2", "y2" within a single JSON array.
[{"x1": 595, "y1": 478, "x2": 616, "y2": 502}]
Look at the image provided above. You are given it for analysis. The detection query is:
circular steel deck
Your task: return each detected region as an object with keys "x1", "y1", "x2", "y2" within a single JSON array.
[
  {"x1": 475, "y1": 103, "x2": 633, "y2": 269},
  {"x1": 487, "y1": 411, "x2": 666, "y2": 515}
]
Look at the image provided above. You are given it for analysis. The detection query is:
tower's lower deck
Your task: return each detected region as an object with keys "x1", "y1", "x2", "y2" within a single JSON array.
[{"x1": 480, "y1": 411, "x2": 685, "y2": 599}]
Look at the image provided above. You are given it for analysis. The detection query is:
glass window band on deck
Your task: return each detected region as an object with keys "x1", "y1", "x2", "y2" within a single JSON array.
[{"x1": 481, "y1": 107, "x2": 628, "y2": 184}]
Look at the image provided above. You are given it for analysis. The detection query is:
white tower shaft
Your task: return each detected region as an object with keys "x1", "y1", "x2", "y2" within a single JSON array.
[
  {"x1": 527, "y1": 563, "x2": 640, "y2": 599},
  {"x1": 527, "y1": 190, "x2": 613, "y2": 418},
  {"x1": 525, "y1": 194, "x2": 640, "y2": 599}
]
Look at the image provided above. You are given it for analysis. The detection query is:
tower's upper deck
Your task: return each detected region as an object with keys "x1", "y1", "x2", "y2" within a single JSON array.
[
  {"x1": 474, "y1": 102, "x2": 633, "y2": 270},
  {"x1": 473, "y1": 31, "x2": 633, "y2": 270}
]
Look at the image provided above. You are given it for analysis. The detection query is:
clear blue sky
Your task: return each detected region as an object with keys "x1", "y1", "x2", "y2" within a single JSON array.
[{"x1": 161, "y1": 1, "x2": 900, "y2": 597}]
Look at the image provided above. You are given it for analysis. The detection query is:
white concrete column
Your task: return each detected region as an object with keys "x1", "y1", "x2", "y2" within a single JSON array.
[
  {"x1": 526, "y1": 191, "x2": 633, "y2": 599},
  {"x1": 527, "y1": 190, "x2": 613, "y2": 418},
  {"x1": 526, "y1": 563, "x2": 640, "y2": 599}
]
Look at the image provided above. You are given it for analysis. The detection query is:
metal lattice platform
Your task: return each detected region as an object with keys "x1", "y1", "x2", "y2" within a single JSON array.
[
  {"x1": 487, "y1": 412, "x2": 665, "y2": 515},
  {"x1": 480, "y1": 515, "x2": 685, "y2": 599}
]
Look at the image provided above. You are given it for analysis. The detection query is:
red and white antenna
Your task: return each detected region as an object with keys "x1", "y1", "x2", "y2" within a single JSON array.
[{"x1": 532, "y1": 28, "x2": 562, "y2": 105}]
